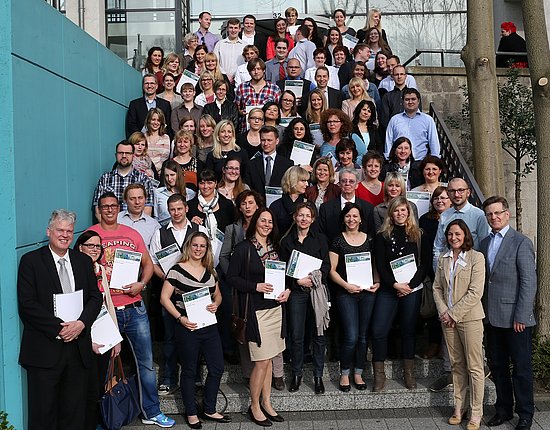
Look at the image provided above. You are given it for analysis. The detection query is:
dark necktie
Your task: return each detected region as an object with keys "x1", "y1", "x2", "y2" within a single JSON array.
[{"x1": 265, "y1": 155, "x2": 272, "y2": 185}]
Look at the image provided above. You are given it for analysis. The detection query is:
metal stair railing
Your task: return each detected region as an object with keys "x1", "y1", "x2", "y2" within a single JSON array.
[{"x1": 429, "y1": 103, "x2": 485, "y2": 206}]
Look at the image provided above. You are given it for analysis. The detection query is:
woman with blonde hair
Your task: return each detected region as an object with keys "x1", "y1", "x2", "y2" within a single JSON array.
[
  {"x1": 305, "y1": 157, "x2": 341, "y2": 210},
  {"x1": 371, "y1": 196, "x2": 430, "y2": 391},
  {"x1": 169, "y1": 129, "x2": 203, "y2": 191},
  {"x1": 342, "y1": 77, "x2": 373, "y2": 119},
  {"x1": 196, "y1": 114, "x2": 216, "y2": 163},
  {"x1": 358, "y1": 8, "x2": 389, "y2": 45},
  {"x1": 305, "y1": 89, "x2": 327, "y2": 125},
  {"x1": 204, "y1": 52, "x2": 234, "y2": 100},
  {"x1": 145, "y1": 107, "x2": 171, "y2": 173},
  {"x1": 194, "y1": 71, "x2": 216, "y2": 107},
  {"x1": 128, "y1": 131, "x2": 156, "y2": 179},
  {"x1": 162, "y1": 53, "x2": 183, "y2": 88},
  {"x1": 205, "y1": 120, "x2": 248, "y2": 181},
  {"x1": 373, "y1": 172, "x2": 418, "y2": 232}
]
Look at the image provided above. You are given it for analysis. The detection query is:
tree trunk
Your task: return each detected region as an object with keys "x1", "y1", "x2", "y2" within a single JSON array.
[
  {"x1": 521, "y1": 0, "x2": 550, "y2": 340},
  {"x1": 460, "y1": 0, "x2": 504, "y2": 197},
  {"x1": 515, "y1": 161, "x2": 522, "y2": 233}
]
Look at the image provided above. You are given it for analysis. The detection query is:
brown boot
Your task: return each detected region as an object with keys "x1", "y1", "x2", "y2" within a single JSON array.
[
  {"x1": 403, "y1": 359, "x2": 417, "y2": 389},
  {"x1": 372, "y1": 361, "x2": 386, "y2": 392}
]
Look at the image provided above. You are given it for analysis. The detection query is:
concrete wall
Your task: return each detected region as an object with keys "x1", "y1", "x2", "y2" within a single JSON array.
[
  {"x1": 409, "y1": 66, "x2": 537, "y2": 243},
  {"x1": 0, "y1": 0, "x2": 141, "y2": 427}
]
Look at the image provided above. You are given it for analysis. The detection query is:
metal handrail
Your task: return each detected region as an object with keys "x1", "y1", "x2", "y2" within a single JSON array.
[
  {"x1": 429, "y1": 103, "x2": 485, "y2": 206},
  {"x1": 403, "y1": 49, "x2": 462, "y2": 67}
]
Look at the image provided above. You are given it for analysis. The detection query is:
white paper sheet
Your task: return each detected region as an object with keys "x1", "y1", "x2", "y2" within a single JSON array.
[
  {"x1": 212, "y1": 229, "x2": 225, "y2": 267},
  {"x1": 110, "y1": 249, "x2": 142, "y2": 290},
  {"x1": 284, "y1": 80, "x2": 304, "y2": 99},
  {"x1": 279, "y1": 117, "x2": 298, "y2": 128},
  {"x1": 91, "y1": 305, "x2": 123, "y2": 354},
  {"x1": 265, "y1": 186, "x2": 283, "y2": 208},
  {"x1": 53, "y1": 289, "x2": 83, "y2": 322},
  {"x1": 155, "y1": 243, "x2": 182, "y2": 275},
  {"x1": 286, "y1": 250, "x2": 322, "y2": 279},
  {"x1": 290, "y1": 140, "x2": 316, "y2": 166},
  {"x1": 264, "y1": 260, "x2": 286, "y2": 300},
  {"x1": 342, "y1": 34, "x2": 359, "y2": 51},
  {"x1": 176, "y1": 69, "x2": 200, "y2": 93},
  {"x1": 390, "y1": 254, "x2": 417, "y2": 283},
  {"x1": 407, "y1": 191, "x2": 431, "y2": 218},
  {"x1": 182, "y1": 287, "x2": 217, "y2": 329},
  {"x1": 345, "y1": 252, "x2": 374, "y2": 290}
]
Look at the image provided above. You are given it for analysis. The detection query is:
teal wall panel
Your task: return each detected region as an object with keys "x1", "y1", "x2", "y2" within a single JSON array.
[{"x1": 2, "y1": 0, "x2": 141, "y2": 427}]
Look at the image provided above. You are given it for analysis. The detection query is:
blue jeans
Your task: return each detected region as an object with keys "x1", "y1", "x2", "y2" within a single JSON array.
[
  {"x1": 336, "y1": 292, "x2": 376, "y2": 374},
  {"x1": 161, "y1": 307, "x2": 178, "y2": 386},
  {"x1": 288, "y1": 289, "x2": 326, "y2": 377},
  {"x1": 371, "y1": 287, "x2": 421, "y2": 362},
  {"x1": 175, "y1": 324, "x2": 224, "y2": 416},
  {"x1": 116, "y1": 303, "x2": 160, "y2": 419}
]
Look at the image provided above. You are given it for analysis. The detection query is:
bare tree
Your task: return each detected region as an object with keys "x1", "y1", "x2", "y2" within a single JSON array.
[{"x1": 320, "y1": 0, "x2": 362, "y2": 18}]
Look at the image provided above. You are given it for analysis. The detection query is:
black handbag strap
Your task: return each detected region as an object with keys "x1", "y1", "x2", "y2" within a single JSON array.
[{"x1": 232, "y1": 245, "x2": 250, "y2": 320}]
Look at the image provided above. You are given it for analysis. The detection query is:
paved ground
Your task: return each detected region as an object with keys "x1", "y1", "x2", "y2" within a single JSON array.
[{"x1": 126, "y1": 400, "x2": 550, "y2": 429}]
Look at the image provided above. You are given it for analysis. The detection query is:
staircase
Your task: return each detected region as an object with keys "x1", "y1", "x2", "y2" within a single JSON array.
[{"x1": 158, "y1": 359, "x2": 496, "y2": 413}]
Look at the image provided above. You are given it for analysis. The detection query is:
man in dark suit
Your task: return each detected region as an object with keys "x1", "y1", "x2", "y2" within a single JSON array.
[
  {"x1": 245, "y1": 125, "x2": 294, "y2": 198},
  {"x1": 126, "y1": 74, "x2": 172, "y2": 139},
  {"x1": 481, "y1": 196, "x2": 537, "y2": 430},
  {"x1": 239, "y1": 14, "x2": 267, "y2": 60},
  {"x1": 276, "y1": 58, "x2": 312, "y2": 117},
  {"x1": 18, "y1": 209, "x2": 102, "y2": 430},
  {"x1": 319, "y1": 168, "x2": 375, "y2": 241},
  {"x1": 337, "y1": 43, "x2": 372, "y2": 90},
  {"x1": 314, "y1": 66, "x2": 343, "y2": 109}
]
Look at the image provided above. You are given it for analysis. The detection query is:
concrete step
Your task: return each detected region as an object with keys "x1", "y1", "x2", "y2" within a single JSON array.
[
  {"x1": 159, "y1": 378, "x2": 497, "y2": 414},
  {"x1": 205, "y1": 357, "x2": 447, "y2": 384}
]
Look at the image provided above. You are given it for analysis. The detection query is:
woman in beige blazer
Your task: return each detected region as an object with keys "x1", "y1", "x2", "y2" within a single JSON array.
[{"x1": 433, "y1": 219, "x2": 486, "y2": 430}]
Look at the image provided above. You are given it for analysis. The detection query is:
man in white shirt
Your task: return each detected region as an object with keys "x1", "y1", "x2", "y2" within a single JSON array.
[
  {"x1": 288, "y1": 24, "x2": 316, "y2": 72},
  {"x1": 304, "y1": 48, "x2": 340, "y2": 90},
  {"x1": 213, "y1": 18, "x2": 245, "y2": 83},
  {"x1": 117, "y1": 184, "x2": 160, "y2": 248}
]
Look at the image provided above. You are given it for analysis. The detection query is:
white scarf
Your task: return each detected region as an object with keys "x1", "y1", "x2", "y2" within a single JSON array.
[{"x1": 198, "y1": 192, "x2": 219, "y2": 239}]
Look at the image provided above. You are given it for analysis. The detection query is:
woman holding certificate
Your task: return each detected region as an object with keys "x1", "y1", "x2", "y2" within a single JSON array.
[
  {"x1": 279, "y1": 202, "x2": 331, "y2": 394},
  {"x1": 432, "y1": 220, "x2": 485, "y2": 430},
  {"x1": 161, "y1": 232, "x2": 231, "y2": 429},
  {"x1": 328, "y1": 203, "x2": 380, "y2": 392},
  {"x1": 75, "y1": 231, "x2": 121, "y2": 430},
  {"x1": 372, "y1": 197, "x2": 430, "y2": 391},
  {"x1": 226, "y1": 208, "x2": 291, "y2": 426}
]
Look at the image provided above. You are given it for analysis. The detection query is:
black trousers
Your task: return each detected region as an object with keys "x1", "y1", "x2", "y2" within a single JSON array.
[{"x1": 27, "y1": 342, "x2": 88, "y2": 430}]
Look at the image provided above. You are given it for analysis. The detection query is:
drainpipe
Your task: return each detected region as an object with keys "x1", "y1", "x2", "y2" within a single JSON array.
[{"x1": 78, "y1": 0, "x2": 86, "y2": 30}]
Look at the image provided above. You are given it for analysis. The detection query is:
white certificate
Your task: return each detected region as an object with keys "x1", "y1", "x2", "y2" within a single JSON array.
[
  {"x1": 53, "y1": 289, "x2": 83, "y2": 322},
  {"x1": 265, "y1": 186, "x2": 283, "y2": 208},
  {"x1": 390, "y1": 254, "x2": 417, "y2": 283},
  {"x1": 155, "y1": 243, "x2": 182, "y2": 275},
  {"x1": 91, "y1": 305, "x2": 123, "y2": 354},
  {"x1": 279, "y1": 117, "x2": 298, "y2": 128},
  {"x1": 345, "y1": 252, "x2": 373, "y2": 290},
  {"x1": 290, "y1": 140, "x2": 315, "y2": 166},
  {"x1": 182, "y1": 287, "x2": 217, "y2": 329},
  {"x1": 110, "y1": 249, "x2": 142, "y2": 290},
  {"x1": 212, "y1": 229, "x2": 225, "y2": 267},
  {"x1": 284, "y1": 80, "x2": 304, "y2": 99},
  {"x1": 264, "y1": 260, "x2": 286, "y2": 300},
  {"x1": 176, "y1": 69, "x2": 200, "y2": 93},
  {"x1": 286, "y1": 250, "x2": 322, "y2": 279},
  {"x1": 309, "y1": 123, "x2": 324, "y2": 147},
  {"x1": 342, "y1": 34, "x2": 359, "y2": 51},
  {"x1": 407, "y1": 191, "x2": 431, "y2": 218}
]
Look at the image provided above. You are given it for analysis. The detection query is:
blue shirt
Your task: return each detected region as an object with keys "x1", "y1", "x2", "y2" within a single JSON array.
[
  {"x1": 385, "y1": 110, "x2": 441, "y2": 160},
  {"x1": 433, "y1": 202, "x2": 490, "y2": 271},
  {"x1": 195, "y1": 29, "x2": 220, "y2": 53},
  {"x1": 487, "y1": 224, "x2": 510, "y2": 271},
  {"x1": 288, "y1": 39, "x2": 317, "y2": 73}
]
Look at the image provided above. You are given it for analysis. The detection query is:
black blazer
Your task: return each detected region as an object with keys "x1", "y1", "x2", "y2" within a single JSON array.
[
  {"x1": 276, "y1": 78, "x2": 312, "y2": 117},
  {"x1": 245, "y1": 153, "x2": 294, "y2": 197},
  {"x1": 17, "y1": 247, "x2": 102, "y2": 369},
  {"x1": 326, "y1": 87, "x2": 344, "y2": 110},
  {"x1": 318, "y1": 197, "x2": 375, "y2": 242},
  {"x1": 202, "y1": 99, "x2": 239, "y2": 131},
  {"x1": 126, "y1": 96, "x2": 173, "y2": 139}
]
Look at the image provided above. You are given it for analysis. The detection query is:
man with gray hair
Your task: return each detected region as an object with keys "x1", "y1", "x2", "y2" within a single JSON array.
[{"x1": 18, "y1": 209, "x2": 102, "y2": 430}]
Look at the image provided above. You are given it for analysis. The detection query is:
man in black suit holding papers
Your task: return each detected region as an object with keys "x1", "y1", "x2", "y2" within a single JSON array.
[
  {"x1": 18, "y1": 209, "x2": 102, "y2": 430},
  {"x1": 87, "y1": 192, "x2": 176, "y2": 428}
]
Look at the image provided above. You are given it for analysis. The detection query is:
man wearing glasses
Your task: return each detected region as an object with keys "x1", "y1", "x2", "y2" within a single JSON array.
[
  {"x1": 92, "y1": 140, "x2": 154, "y2": 222},
  {"x1": 481, "y1": 196, "x2": 536, "y2": 430},
  {"x1": 87, "y1": 192, "x2": 176, "y2": 428}
]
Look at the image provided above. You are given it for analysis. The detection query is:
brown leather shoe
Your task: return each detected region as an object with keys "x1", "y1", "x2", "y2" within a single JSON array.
[
  {"x1": 372, "y1": 362, "x2": 386, "y2": 392},
  {"x1": 272, "y1": 376, "x2": 285, "y2": 391},
  {"x1": 422, "y1": 343, "x2": 441, "y2": 359},
  {"x1": 403, "y1": 359, "x2": 417, "y2": 389}
]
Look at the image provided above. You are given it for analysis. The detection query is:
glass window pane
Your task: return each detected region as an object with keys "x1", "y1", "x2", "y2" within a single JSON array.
[
  {"x1": 190, "y1": 1, "x2": 303, "y2": 18},
  {"x1": 107, "y1": 0, "x2": 175, "y2": 9}
]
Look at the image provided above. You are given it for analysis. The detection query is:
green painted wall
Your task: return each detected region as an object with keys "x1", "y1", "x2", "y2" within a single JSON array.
[{"x1": 0, "y1": 0, "x2": 141, "y2": 428}]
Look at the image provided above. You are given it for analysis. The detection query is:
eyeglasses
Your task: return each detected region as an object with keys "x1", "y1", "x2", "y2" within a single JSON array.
[
  {"x1": 249, "y1": 116, "x2": 264, "y2": 121},
  {"x1": 116, "y1": 151, "x2": 133, "y2": 156},
  {"x1": 99, "y1": 204, "x2": 119, "y2": 211},
  {"x1": 201, "y1": 78, "x2": 213, "y2": 82},
  {"x1": 448, "y1": 188, "x2": 469, "y2": 194},
  {"x1": 81, "y1": 243, "x2": 102, "y2": 250},
  {"x1": 485, "y1": 209, "x2": 507, "y2": 218},
  {"x1": 340, "y1": 179, "x2": 356, "y2": 184}
]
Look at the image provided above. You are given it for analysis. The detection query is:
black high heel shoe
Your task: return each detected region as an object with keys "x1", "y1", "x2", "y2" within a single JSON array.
[
  {"x1": 248, "y1": 406, "x2": 272, "y2": 427},
  {"x1": 260, "y1": 405, "x2": 284, "y2": 422}
]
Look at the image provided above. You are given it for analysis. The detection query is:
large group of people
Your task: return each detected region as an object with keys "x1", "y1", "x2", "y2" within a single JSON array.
[{"x1": 16, "y1": 7, "x2": 537, "y2": 430}]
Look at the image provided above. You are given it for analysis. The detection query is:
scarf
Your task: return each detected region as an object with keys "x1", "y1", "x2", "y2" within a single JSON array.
[
  {"x1": 198, "y1": 192, "x2": 219, "y2": 239},
  {"x1": 250, "y1": 236, "x2": 279, "y2": 266}
]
